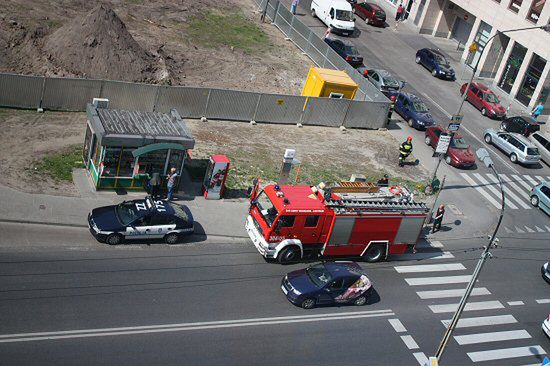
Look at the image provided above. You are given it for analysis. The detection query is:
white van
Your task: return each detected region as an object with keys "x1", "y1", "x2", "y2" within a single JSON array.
[
  {"x1": 311, "y1": 0, "x2": 355, "y2": 36},
  {"x1": 529, "y1": 131, "x2": 550, "y2": 166}
]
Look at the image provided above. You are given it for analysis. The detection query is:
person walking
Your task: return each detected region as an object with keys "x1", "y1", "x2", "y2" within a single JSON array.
[
  {"x1": 291, "y1": 0, "x2": 299, "y2": 15},
  {"x1": 166, "y1": 167, "x2": 178, "y2": 201},
  {"x1": 395, "y1": 3, "x2": 404, "y2": 21},
  {"x1": 432, "y1": 204, "x2": 445, "y2": 233},
  {"x1": 388, "y1": 95, "x2": 396, "y2": 125},
  {"x1": 399, "y1": 136, "x2": 413, "y2": 167},
  {"x1": 530, "y1": 103, "x2": 544, "y2": 120},
  {"x1": 149, "y1": 172, "x2": 161, "y2": 199},
  {"x1": 324, "y1": 26, "x2": 332, "y2": 39}
]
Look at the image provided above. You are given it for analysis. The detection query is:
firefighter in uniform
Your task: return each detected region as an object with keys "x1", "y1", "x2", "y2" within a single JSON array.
[
  {"x1": 399, "y1": 136, "x2": 413, "y2": 167},
  {"x1": 387, "y1": 95, "x2": 396, "y2": 125}
]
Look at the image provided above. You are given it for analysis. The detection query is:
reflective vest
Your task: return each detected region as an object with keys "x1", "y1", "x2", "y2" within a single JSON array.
[{"x1": 400, "y1": 141, "x2": 412, "y2": 156}]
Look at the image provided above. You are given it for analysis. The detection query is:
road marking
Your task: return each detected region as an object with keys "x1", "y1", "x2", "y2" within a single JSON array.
[
  {"x1": 536, "y1": 299, "x2": 550, "y2": 304},
  {"x1": 507, "y1": 301, "x2": 524, "y2": 306},
  {"x1": 523, "y1": 175, "x2": 539, "y2": 186},
  {"x1": 0, "y1": 310, "x2": 394, "y2": 343},
  {"x1": 429, "y1": 300, "x2": 504, "y2": 314},
  {"x1": 442, "y1": 314, "x2": 517, "y2": 328},
  {"x1": 546, "y1": 225, "x2": 550, "y2": 232},
  {"x1": 511, "y1": 174, "x2": 534, "y2": 191},
  {"x1": 388, "y1": 319, "x2": 407, "y2": 333},
  {"x1": 390, "y1": 251, "x2": 455, "y2": 261},
  {"x1": 505, "y1": 226, "x2": 513, "y2": 233},
  {"x1": 417, "y1": 287, "x2": 490, "y2": 299},
  {"x1": 405, "y1": 275, "x2": 471, "y2": 286},
  {"x1": 430, "y1": 240, "x2": 443, "y2": 248},
  {"x1": 515, "y1": 226, "x2": 525, "y2": 233},
  {"x1": 454, "y1": 330, "x2": 531, "y2": 345},
  {"x1": 460, "y1": 173, "x2": 501, "y2": 209},
  {"x1": 394, "y1": 263, "x2": 466, "y2": 273},
  {"x1": 400, "y1": 335, "x2": 419, "y2": 349},
  {"x1": 525, "y1": 226, "x2": 535, "y2": 232},
  {"x1": 467, "y1": 345, "x2": 546, "y2": 362},
  {"x1": 473, "y1": 173, "x2": 519, "y2": 209},
  {"x1": 535, "y1": 175, "x2": 544, "y2": 182},
  {"x1": 500, "y1": 173, "x2": 533, "y2": 198},
  {"x1": 413, "y1": 352, "x2": 428, "y2": 366},
  {"x1": 487, "y1": 174, "x2": 530, "y2": 209},
  {"x1": 535, "y1": 225, "x2": 545, "y2": 232}
]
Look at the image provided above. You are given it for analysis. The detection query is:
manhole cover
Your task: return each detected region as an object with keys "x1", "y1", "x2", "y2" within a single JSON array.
[{"x1": 39, "y1": 204, "x2": 46, "y2": 210}]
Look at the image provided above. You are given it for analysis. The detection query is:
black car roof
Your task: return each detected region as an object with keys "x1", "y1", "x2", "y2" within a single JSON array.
[
  {"x1": 132, "y1": 197, "x2": 176, "y2": 216},
  {"x1": 400, "y1": 92, "x2": 421, "y2": 102},
  {"x1": 324, "y1": 262, "x2": 364, "y2": 278},
  {"x1": 427, "y1": 48, "x2": 444, "y2": 56}
]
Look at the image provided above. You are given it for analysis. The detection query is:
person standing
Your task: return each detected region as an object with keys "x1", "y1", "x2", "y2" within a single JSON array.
[
  {"x1": 399, "y1": 136, "x2": 413, "y2": 167},
  {"x1": 377, "y1": 174, "x2": 389, "y2": 187},
  {"x1": 395, "y1": 3, "x2": 404, "y2": 21},
  {"x1": 149, "y1": 172, "x2": 161, "y2": 199},
  {"x1": 432, "y1": 204, "x2": 445, "y2": 233},
  {"x1": 166, "y1": 167, "x2": 178, "y2": 201},
  {"x1": 324, "y1": 26, "x2": 332, "y2": 39},
  {"x1": 388, "y1": 95, "x2": 396, "y2": 125},
  {"x1": 530, "y1": 103, "x2": 544, "y2": 120},
  {"x1": 291, "y1": 0, "x2": 299, "y2": 15}
]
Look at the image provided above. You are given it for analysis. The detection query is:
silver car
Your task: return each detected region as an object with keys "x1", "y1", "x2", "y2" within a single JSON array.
[
  {"x1": 483, "y1": 128, "x2": 541, "y2": 164},
  {"x1": 364, "y1": 68, "x2": 405, "y2": 95},
  {"x1": 529, "y1": 132, "x2": 550, "y2": 166}
]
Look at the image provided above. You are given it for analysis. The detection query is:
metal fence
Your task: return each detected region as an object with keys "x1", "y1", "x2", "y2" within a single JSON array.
[{"x1": 0, "y1": 72, "x2": 388, "y2": 129}]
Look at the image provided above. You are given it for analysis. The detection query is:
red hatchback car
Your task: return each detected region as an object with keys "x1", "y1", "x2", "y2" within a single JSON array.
[
  {"x1": 353, "y1": 2, "x2": 386, "y2": 26},
  {"x1": 425, "y1": 126, "x2": 476, "y2": 168},
  {"x1": 460, "y1": 82, "x2": 506, "y2": 119}
]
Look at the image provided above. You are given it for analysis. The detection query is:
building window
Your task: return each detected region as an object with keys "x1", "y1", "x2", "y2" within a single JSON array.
[
  {"x1": 509, "y1": 0, "x2": 523, "y2": 12},
  {"x1": 466, "y1": 21, "x2": 493, "y2": 67},
  {"x1": 498, "y1": 42, "x2": 527, "y2": 94},
  {"x1": 516, "y1": 53, "x2": 547, "y2": 106},
  {"x1": 527, "y1": 0, "x2": 545, "y2": 22}
]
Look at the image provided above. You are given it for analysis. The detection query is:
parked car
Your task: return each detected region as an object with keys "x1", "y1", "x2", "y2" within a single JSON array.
[
  {"x1": 415, "y1": 48, "x2": 455, "y2": 80},
  {"x1": 324, "y1": 37, "x2": 363, "y2": 67},
  {"x1": 483, "y1": 128, "x2": 541, "y2": 165},
  {"x1": 501, "y1": 115, "x2": 540, "y2": 137},
  {"x1": 394, "y1": 92, "x2": 435, "y2": 129},
  {"x1": 543, "y1": 313, "x2": 550, "y2": 337},
  {"x1": 459, "y1": 82, "x2": 506, "y2": 119},
  {"x1": 311, "y1": 0, "x2": 356, "y2": 36},
  {"x1": 529, "y1": 132, "x2": 550, "y2": 166},
  {"x1": 364, "y1": 68, "x2": 404, "y2": 95},
  {"x1": 530, "y1": 182, "x2": 550, "y2": 215},
  {"x1": 281, "y1": 261, "x2": 373, "y2": 309},
  {"x1": 353, "y1": 2, "x2": 386, "y2": 26},
  {"x1": 542, "y1": 262, "x2": 550, "y2": 284},
  {"x1": 424, "y1": 126, "x2": 475, "y2": 168},
  {"x1": 88, "y1": 197, "x2": 194, "y2": 245}
]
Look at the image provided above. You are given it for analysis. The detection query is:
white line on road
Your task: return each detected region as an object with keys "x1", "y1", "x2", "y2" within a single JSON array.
[
  {"x1": 429, "y1": 300, "x2": 504, "y2": 314},
  {"x1": 405, "y1": 275, "x2": 472, "y2": 286},
  {"x1": 429, "y1": 240, "x2": 444, "y2": 248},
  {"x1": 511, "y1": 174, "x2": 534, "y2": 191},
  {"x1": 536, "y1": 299, "x2": 550, "y2": 304},
  {"x1": 442, "y1": 314, "x2": 517, "y2": 328},
  {"x1": 468, "y1": 345, "x2": 546, "y2": 362},
  {"x1": 460, "y1": 173, "x2": 501, "y2": 209},
  {"x1": 523, "y1": 175, "x2": 539, "y2": 186},
  {"x1": 413, "y1": 352, "x2": 428, "y2": 366},
  {"x1": 473, "y1": 173, "x2": 519, "y2": 209},
  {"x1": 487, "y1": 174, "x2": 531, "y2": 209},
  {"x1": 400, "y1": 335, "x2": 419, "y2": 349},
  {"x1": 0, "y1": 310, "x2": 394, "y2": 343},
  {"x1": 388, "y1": 319, "x2": 407, "y2": 333},
  {"x1": 394, "y1": 263, "x2": 466, "y2": 273},
  {"x1": 535, "y1": 175, "x2": 544, "y2": 183},
  {"x1": 389, "y1": 251, "x2": 455, "y2": 261},
  {"x1": 454, "y1": 330, "x2": 531, "y2": 345},
  {"x1": 416, "y1": 287, "x2": 490, "y2": 299},
  {"x1": 507, "y1": 301, "x2": 525, "y2": 306}
]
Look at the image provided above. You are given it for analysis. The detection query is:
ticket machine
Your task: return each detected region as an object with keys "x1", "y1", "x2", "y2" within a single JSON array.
[{"x1": 202, "y1": 155, "x2": 230, "y2": 199}]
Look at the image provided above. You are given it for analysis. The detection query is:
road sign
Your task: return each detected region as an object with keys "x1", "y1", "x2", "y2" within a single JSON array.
[
  {"x1": 423, "y1": 357, "x2": 439, "y2": 366},
  {"x1": 435, "y1": 133, "x2": 451, "y2": 154},
  {"x1": 448, "y1": 122, "x2": 461, "y2": 132},
  {"x1": 469, "y1": 42, "x2": 477, "y2": 53},
  {"x1": 451, "y1": 114, "x2": 463, "y2": 124}
]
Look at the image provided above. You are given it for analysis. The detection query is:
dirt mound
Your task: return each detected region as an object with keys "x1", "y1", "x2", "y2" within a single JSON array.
[{"x1": 44, "y1": 4, "x2": 166, "y2": 83}]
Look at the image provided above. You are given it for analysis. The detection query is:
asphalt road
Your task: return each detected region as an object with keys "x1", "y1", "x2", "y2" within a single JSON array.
[{"x1": 0, "y1": 223, "x2": 548, "y2": 365}]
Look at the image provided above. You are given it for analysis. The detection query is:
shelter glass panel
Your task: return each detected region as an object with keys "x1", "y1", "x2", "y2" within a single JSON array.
[
  {"x1": 102, "y1": 147, "x2": 136, "y2": 178},
  {"x1": 516, "y1": 53, "x2": 546, "y2": 106},
  {"x1": 137, "y1": 149, "x2": 169, "y2": 175},
  {"x1": 498, "y1": 42, "x2": 527, "y2": 93}
]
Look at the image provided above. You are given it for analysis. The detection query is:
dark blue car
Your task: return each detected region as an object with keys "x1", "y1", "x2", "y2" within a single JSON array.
[
  {"x1": 415, "y1": 48, "x2": 455, "y2": 80},
  {"x1": 324, "y1": 37, "x2": 364, "y2": 67},
  {"x1": 393, "y1": 92, "x2": 435, "y2": 129},
  {"x1": 88, "y1": 197, "x2": 194, "y2": 245},
  {"x1": 281, "y1": 262, "x2": 373, "y2": 309}
]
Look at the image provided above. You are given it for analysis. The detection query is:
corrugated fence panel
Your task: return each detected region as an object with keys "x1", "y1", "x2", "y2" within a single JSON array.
[
  {"x1": 206, "y1": 89, "x2": 259, "y2": 121},
  {"x1": 155, "y1": 86, "x2": 209, "y2": 117},
  {"x1": 289, "y1": 18, "x2": 310, "y2": 52},
  {"x1": 101, "y1": 80, "x2": 158, "y2": 112},
  {"x1": 266, "y1": 0, "x2": 278, "y2": 20},
  {"x1": 254, "y1": 94, "x2": 306, "y2": 124},
  {"x1": 302, "y1": 97, "x2": 350, "y2": 127},
  {"x1": 274, "y1": 5, "x2": 292, "y2": 35},
  {"x1": 305, "y1": 35, "x2": 328, "y2": 66},
  {"x1": 42, "y1": 77, "x2": 102, "y2": 111},
  {"x1": 0, "y1": 73, "x2": 43, "y2": 109},
  {"x1": 343, "y1": 101, "x2": 389, "y2": 129}
]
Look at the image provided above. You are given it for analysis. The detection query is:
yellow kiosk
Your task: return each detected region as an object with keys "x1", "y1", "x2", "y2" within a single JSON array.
[{"x1": 301, "y1": 67, "x2": 358, "y2": 99}]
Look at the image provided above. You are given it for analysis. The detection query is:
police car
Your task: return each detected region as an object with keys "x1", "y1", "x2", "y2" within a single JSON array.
[{"x1": 88, "y1": 197, "x2": 194, "y2": 245}]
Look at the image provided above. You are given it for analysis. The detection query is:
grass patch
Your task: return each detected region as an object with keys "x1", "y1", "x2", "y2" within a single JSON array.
[
  {"x1": 187, "y1": 12, "x2": 272, "y2": 54},
  {"x1": 34, "y1": 145, "x2": 85, "y2": 182}
]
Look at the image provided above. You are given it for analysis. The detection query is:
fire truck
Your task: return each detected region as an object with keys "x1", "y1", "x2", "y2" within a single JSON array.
[{"x1": 245, "y1": 181, "x2": 428, "y2": 264}]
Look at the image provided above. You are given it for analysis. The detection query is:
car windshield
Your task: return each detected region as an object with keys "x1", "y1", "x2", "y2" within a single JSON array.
[
  {"x1": 412, "y1": 101, "x2": 429, "y2": 112},
  {"x1": 450, "y1": 137, "x2": 469, "y2": 149},
  {"x1": 527, "y1": 148, "x2": 539, "y2": 156},
  {"x1": 484, "y1": 93, "x2": 499, "y2": 103},
  {"x1": 306, "y1": 263, "x2": 333, "y2": 288},
  {"x1": 344, "y1": 45, "x2": 359, "y2": 55},
  {"x1": 115, "y1": 201, "x2": 144, "y2": 226},
  {"x1": 434, "y1": 54, "x2": 448, "y2": 65},
  {"x1": 383, "y1": 77, "x2": 400, "y2": 88},
  {"x1": 335, "y1": 9, "x2": 354, "y2": 21},
  {"x1": 255, "y1": 191, "x2": 278, "y2": 227},
  {"x1": 375, "y1": 10, "x2": 385, "y2": 17}
]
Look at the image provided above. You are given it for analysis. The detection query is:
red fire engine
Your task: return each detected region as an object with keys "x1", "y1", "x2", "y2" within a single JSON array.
[{"x1": 245, "y1": 182, "x2": 428, "y2": 264}]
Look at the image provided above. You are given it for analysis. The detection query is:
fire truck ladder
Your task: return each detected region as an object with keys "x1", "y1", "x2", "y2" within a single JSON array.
[{"x1": 325, "y1": 198, "x2": 428, "y2": 213}]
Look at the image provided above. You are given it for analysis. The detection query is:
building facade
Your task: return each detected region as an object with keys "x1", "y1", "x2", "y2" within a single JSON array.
[{"x1": 407, "y1": 0, "x2": 549, "y2": 116}]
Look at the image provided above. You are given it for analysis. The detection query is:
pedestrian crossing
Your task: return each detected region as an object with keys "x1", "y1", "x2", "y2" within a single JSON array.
[
  {"x1": 394, "y1": 253, "x2": 547, "y2": 365},
  {"x1": 459, "y1": 173, "x2": 549, "y2": 210}
]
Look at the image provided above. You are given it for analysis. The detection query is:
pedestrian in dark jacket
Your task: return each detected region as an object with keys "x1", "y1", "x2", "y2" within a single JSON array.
[
  {"x1": 399, "y1": 136, "x2": 413, "y2": 166},
  {"x1": 432, "y1": 204, "x2": 445, "y2": 233},
  {"x1": 396, "y1": 3, "x2": 404, "y2": 21},
  {"x1": 149, "y1": 172, "x2": 161, "y2": 199},
  {"x1": 377, "y1": 174, "x2": 389, "y2": 187}
]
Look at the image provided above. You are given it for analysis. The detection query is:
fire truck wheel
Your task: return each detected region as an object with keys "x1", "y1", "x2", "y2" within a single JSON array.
[
  {"x1": 277, "y1": 246, "x2": 300, "y2": 264},
  {"x1": 353, "y1": 296, "x2": 367, "y2": 306},
  {"x1": 363, "y1": 245, "x2": 385, "y2": 263},
  {"x1": 301, "y1": 298, "x2": 316, "y2": 309}
]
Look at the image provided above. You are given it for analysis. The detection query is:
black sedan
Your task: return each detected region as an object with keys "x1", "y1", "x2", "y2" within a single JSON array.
[
  {"x1": 501, "y1": 115, "x2": 540, "y2": 137},
  {"x1": 324, "y1": 37, "x2": 363, "y2": 67},
  {"x1": 88, "y1": 196, "x2": 194, "y2": 245},
  {"x1": 415, "y1": 48, "x2": 455, "y2": 80},
  {"x1": 281, "y1": 262, "x2": 373, "y2": 309},
  {"x1": 543, "y1": 262, "x2": 550, "y2": 284}
]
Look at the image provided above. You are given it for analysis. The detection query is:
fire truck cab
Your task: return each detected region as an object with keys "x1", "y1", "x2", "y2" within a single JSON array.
[{"x1": 245, "y1": 183, "x2": 428, "y2": 264}]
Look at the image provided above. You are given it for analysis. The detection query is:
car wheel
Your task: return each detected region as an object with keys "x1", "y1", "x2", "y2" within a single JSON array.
[
  {"x1": 301, "y1": 298, "x2": 316, "y2": 309},
  {"x1": 424, "y1": 136, "x2": 431, "y2": 145},
  {"x1": 408, "y1": 118, "x2": 415, "y2": 128},
  {"x1": 354, "y1": 295, "x2": 367, "y2": 306},
  {"x1": 164, "y1": 232, "x2": 179, "y2": 244},
  {"x1": 311, "y1": 9, "x2": 316, "y2": 17},
  {"x1": 365, "y1": 17, "x2": 370, "y2": 24},
  {"x1": 415, "y1": 56, "x2": 421, "y2": 64},
  {"x1": 445, "y1": 155, "x2": 452, "y2": 165},
  {"x1": 106, "y1": 233, "x2": 123, "y2": 246},
  {"x1": 277, "y1": 246, "x2": 300, "y2": 264},
  {"x1": 431, "y1": 69, "x2": 437, "y2": 77},
  {"x1": 363, "y1": 245, "x2": 385, "y2": 263},
  {"x1": 501, "y1": 122, "x2": 507, "y2": 131},
  {"x1": 510, "y1": 153, "x2": 518, "y2": 163},
  {"x1": 484, "y1": 134, "x2": 492, "y2": 144},
  {"x1": 481, "y1": 108, "x2": 487, "y2": 116},
  {"x1": 530, "y1": 195, "x2": 539, "y2": 207}
]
